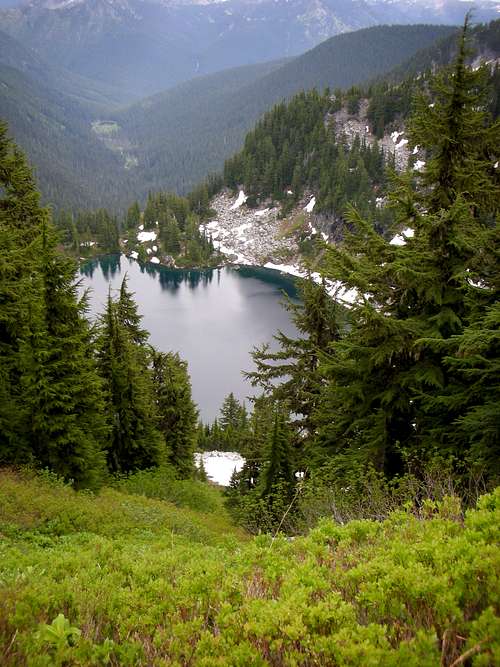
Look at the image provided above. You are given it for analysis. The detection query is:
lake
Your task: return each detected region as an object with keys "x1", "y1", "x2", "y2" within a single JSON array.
[{"x1": 79, "y1": 255, "x2": 299, "y2": 421}]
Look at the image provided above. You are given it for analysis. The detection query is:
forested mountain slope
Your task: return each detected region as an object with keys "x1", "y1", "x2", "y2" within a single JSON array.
[
  {"x1": 0, "y1": 23, "x2": 456, "y2": 210},
  {"x1": 116, "y1": 24, "x2": 457, "y2": 201},
  {"x1": 0, "y1": 62, "x2": 135, "y2": 210},
  {"x1": 0, "y1": 28, "x2": 137, "y2": 209},
  {"x1": 218, "y1": 20, "x2": 500, "y2": 217},
  {"x1": 0, "y1": 29, "x2": 129, "y2": 112}
]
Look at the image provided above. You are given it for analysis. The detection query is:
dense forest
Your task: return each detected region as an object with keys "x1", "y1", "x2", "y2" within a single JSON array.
[
  {"x1": 54, "y1": 183, "x2": 219, "y2": 268},
  {"x1": 222, "y1": 89, "x2": 390, "y2": 228},
  {"x1": 117, "y1": 24, "x2": 456, "y2": 200}
]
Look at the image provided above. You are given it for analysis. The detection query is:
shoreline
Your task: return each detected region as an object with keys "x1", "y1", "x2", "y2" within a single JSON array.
[{"x1": 79, "y1": 252, "x2": 304, "y2": 284}]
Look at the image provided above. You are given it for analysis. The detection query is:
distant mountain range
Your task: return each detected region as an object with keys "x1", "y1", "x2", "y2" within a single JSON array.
[
  {"x1": 0, "y1": 21, "x2": 463, "y2": 209},
  {"x1": 1, "y1": 0, "x2": 498, "y2": 98}
]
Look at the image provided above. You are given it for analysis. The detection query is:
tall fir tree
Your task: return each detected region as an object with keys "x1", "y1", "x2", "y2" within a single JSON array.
[
  {"x1": 0, "y1": 124, "x2": 109, "y2": 485},
  {"x1": 19, "y1": 225, "x2": 108, "y2": 487},
  {"x1": 259, "y1": 412, "x2": 295, "y2": 499},
  {"x1": 0, "y1": 123, "x2": 46, "y2": 460},
  {"x1": 315, "y1": 17, "x2": 500, "y2": 479},
  {"x1": 151, "y1": 349, "x2": 198, "y2": 478},
  {"x1": 116, "y1": 275, "x2": 149, "y2": 346},
  {"x1": 247, "y1": 277, "x2": 341, "y2": 455},
  {"x1": 96, "y1": 288, "x2": 164, "y2": 473}
]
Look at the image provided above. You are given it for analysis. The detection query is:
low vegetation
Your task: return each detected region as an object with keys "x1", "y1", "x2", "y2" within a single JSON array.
[{"x1": 1, "y1": 468, "x2": 499, "y2": 666}]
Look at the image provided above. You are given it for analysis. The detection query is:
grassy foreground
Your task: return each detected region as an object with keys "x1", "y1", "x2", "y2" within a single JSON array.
[{"x1": 0, "y1": 470, "x2": 499, "y2": 666}]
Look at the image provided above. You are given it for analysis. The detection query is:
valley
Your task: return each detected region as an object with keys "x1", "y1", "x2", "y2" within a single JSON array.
[{"x1": 0, "y1": 16, "x2": 469, "y2": 209}]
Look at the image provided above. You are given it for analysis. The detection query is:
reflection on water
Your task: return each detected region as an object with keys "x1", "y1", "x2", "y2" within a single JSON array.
[
  {"x1": 79, "y1": 255, "x2": 299, "y2": 420},
  {"x1": 80, "y1": 254, "x2": 122, "y2": 282}
]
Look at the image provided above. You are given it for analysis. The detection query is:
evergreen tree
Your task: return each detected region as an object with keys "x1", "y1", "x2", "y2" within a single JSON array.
[
  {"x1": 247, "y1": 277, "x2": 341, "y2": 445},
  {"x1": 315, "y1": 18, "x2": 500, "y2": 478},
  {"x1": 218, "y1": 393, "x2": 249, "y2": 452},
  {"x1": 19, "y1": 225, "x2": 108, "y2": 487},
  {"x1": 438, "y1": 301, "x2": 500, "y2": 477},
  {"x1": 116, "y1": 275, "x2": 149, "y2": 346},
  {"x1": 410, "y1": 15, "x2": 499, "y2": 219},
  {"x1": 126, "y1": 201, "x2": 141, "y2": 230},
  {"x1": 0, "y1": 124, "x2": 109, "y2": 486},
  {"x1": 0, "y1": 123, "x2": 47, "y2": 460},
  {"x1": 96, "y1": 290, "x2": 163, "y2": 473},
  {"x1": 260, "y1": 412, "x2": 295, "y2": 499},
  {"x1": 151, "y1": 349, "x2": 198, "y2": 478}
]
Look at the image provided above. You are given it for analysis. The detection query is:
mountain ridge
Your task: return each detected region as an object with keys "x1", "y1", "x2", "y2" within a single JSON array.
[{"x1": 1, "y1": 0, "x2": 497, "y2": 97}]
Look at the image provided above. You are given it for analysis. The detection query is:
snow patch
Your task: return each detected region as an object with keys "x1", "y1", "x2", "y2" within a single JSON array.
[
  {"x1": 230, "y1": 190, "x2": 247, "y2": 210},
  {"x1": 413, "y1": 160, "x2": 426, "y2": 172},
  {"x1": 264, "y1": 262, "x2": 305, "y2": 278},
  {"x1": 304, "y1": 196, "x2": 316, "y2": 213},
  {"x1": 129, "y1": 251, "x2": 138, "y2": 260},
  {"x1": 254, "y1": 208, "x2": 270, "y2": 217},
  {"x1": 150, "y1": 257, "x2": 160, "y2": 264},
  {"x1": 195, "y1": 451, "x2": 245, "y2": 486},
  {"x1": 390, "y1": 228, "x2": 414, "y2": 246},
  {"x1": 137, "y1": 231, "x2": 157, "y2": 243},
  {"x1": 391, "y1": 131, "x2": 404, "y2": 144}
]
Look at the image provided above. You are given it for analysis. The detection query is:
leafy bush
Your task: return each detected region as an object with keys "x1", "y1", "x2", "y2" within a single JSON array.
[
  {"x1": 112, "y1": 465, "x2": 222, "y2": 514},
  {"x1": 1, "y1": 469, "x2": 498, "y2": 665}
]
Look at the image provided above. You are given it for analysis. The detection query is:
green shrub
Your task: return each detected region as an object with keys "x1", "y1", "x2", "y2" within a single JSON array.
[
  {"x1": 112, "y1": 465, "x2": 222, "y2": 513},
  {"x1": 0, "y1": 469, "x2": 498, "y2": 666}
]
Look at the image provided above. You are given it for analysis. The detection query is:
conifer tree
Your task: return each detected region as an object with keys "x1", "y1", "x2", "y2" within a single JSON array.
[
  {"x1": 315, "y1": 18, "x2": 499, "y2": 478},
  {"x1": 0, "y1": 125, "x2": 109, "y2": 485},
  {"x1": 218, "y1": 393, "x2": 249, "y2": 452},
  {"x1": 126, "y1": 201, "x2": 141, "y2": 230},
  {"x1": 259, "y1": 412, "x2": 296, "y2": 506},
  {"x1": 0, "y1": 123, "x2": 46, "y2": 459},
  {"x1": 247, "y1": 277, "x2": 341, "y2": 443},
  {"x1": 117, "y1": 275, "x2": 149, "y2": 346},
  {"x1": 151, "y1": 349, "x2": 198, "y2": 478},
  {"x1": 19, "y1": 225, "x2": 108, "y2": 487},
  {"x1": 96, "y1": 290, "x2": 163, "y2": 473}
]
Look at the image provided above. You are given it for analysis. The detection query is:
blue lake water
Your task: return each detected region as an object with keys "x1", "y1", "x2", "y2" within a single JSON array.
[{"x1": 80, "y1": 255, "x2": 299, "y2": 421}]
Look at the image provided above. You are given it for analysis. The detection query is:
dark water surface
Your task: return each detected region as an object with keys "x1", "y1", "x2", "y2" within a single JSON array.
[{"x1": 80, "y1": 255, "x2": 299, "y2": 421}]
